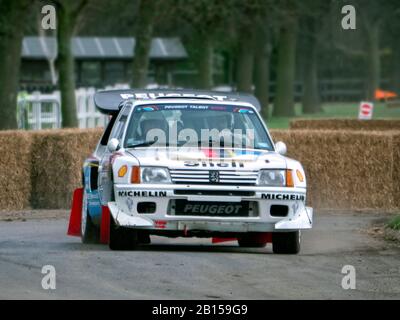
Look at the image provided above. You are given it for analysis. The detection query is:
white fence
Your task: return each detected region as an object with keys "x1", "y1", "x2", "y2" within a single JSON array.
[
  {"x1": 17, "y1": 92, "x2": 61, "y2": 130},
  {"x1": 75, "y1": 88, "x2": 109, "y2": 129},
  {"x1": 17, "y1": 85, "x2": 130, "y2": 130},
  {"x1": 18, "y1": 83, "x2": 233, "y2": 130}
]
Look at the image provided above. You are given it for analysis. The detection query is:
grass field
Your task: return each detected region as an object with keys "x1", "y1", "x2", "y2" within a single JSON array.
[
  {"x1": 387, "y1": 215, "x2": 400, "y2": 231},
  {"x1": 264, "y1": 102, "x2": 400, "y2": 129}
]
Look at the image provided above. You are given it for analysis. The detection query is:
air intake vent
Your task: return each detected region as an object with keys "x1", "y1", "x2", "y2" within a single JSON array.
[
  {"x1": 270, "y1": 205, "x2": 288, "y2": 217},
  {"x1": 137, "y1": 202, "x2": 156, "y2": 214}
]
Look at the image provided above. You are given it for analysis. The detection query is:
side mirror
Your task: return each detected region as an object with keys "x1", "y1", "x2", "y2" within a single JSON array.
[
  {"x1": 275, "y1": 141, "x2": 287, "y2": 156},
  {"x1": 107, "y1": 138, "x2": 120, "y2": 153}
]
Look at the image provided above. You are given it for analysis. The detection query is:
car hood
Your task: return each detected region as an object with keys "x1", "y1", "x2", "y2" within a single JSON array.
[{"x1": 126, "y1": 147, "x2": 287, "y2": 170}]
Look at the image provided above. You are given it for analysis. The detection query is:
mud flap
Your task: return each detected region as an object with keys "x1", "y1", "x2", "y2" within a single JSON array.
[
  {"x1": 67, "y1": 188, "x2": 83, "y2": 237},
  {"x1": 100, "y1": 206, "x2": 110, "y2": 244},
  {"x1": 212, "y1": 233, "x2": 272, "y2": 244}
]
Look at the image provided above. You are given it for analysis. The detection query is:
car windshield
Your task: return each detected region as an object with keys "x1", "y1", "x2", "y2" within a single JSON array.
[{"x1": 123, "y1": 103, "x2": 273, "y2": 151}]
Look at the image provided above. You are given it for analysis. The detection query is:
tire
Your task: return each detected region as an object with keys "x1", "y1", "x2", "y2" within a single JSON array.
[
  {"x1": 138, "y1": 232, "x2": 151, "y2": 244},
  {"x1": 109, "y1": 213, "x2": 139, "y2": 250},
  {"x1": 238, "y1": 233, "x2": 268, "y2": 248},
  {"x1": 81, "y1": 189, "x2": 100, "y2": 244},
  {"x1": 272, "y1": 231, "x2": 301, "y2": 254}
]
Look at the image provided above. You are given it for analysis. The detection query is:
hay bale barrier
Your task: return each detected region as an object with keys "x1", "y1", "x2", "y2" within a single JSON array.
[
  {"x1": 0, "y1": 127, "x2": 399, "y2": 211},
  {"x1": 290, "y1": 119, "x2": 400, "y2": 131},
  {"x1": 0, "y1": 131, "x2": 32, "y2": 210},
  {"x1": 271, "y1": 129, "x2": 398, "y2": 210},
  {"x1": 30, "y1": 129, "x2": 102, "y2": 209},
  {"x1": 392, "y1": 132, "x2": 400, "y2": 209}
]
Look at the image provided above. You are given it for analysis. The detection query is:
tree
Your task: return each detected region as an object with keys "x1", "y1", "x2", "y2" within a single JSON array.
[
  {"x1": 332, "y1": 0, "x2": 399, "y2": 101},
  {"x1": 235, "y1": 27, "x2": 255, "y2": 93},
  {"x1": 197, "y1": 32, "x2": 214, "y2": 89},
  {"x1": 173, "y1": 0, "x2": 231, "y2": 89},
  {"x1": 300, "y1": 18, "x2": 320, "y2": 114},
  {"x1": 358, "y1": 1, "x2": 400, "y2": 101},
  {"x1": 273, "y1": 4, "x2": 298, "y2": 117},
  {"x1": 132, "y1": 0, "x2": 161, "y2": 88},
  {"x1": 232, "y1": 0, "x2": 269, "y2": 94},
  {"x1": 388, "y1": 19, "x2": 400, "y2": 92},
  {"x1": 173, "y1": 0, "x2": 271, "y2": 91},
  {"x1": 359, "y1": 2, "x2": 383, "y2": 101},
  {"x1": 0, "y1": 0, "x2": 32, "y2": 130},
  {"x1": 254, "y1": 28, "x2": 271, "y2": 119},
  {"x1": 298, "y1": 0, "x2": 329, "y2": 114},
  {"x1": 55, "y1": 0, "x2": 89, "y2": 128}
]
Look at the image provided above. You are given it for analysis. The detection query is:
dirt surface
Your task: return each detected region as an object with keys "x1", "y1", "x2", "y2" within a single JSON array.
[
  {"x1": 363, "y1": 217, "x2": 400, "y2": 244},
  {"x1": 0, "y1": 210, "x2": 69, "y2": 222},
  {"x1": 0, "y1": 210, "x2": 399, "y2": 299}
]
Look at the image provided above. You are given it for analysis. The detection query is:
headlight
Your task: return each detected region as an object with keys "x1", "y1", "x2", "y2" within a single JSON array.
[
  {"x1": 257, "y1": 170, "x2": 287, "y2": 186},
  {"x1": 140, "y1": 167, "x2": 171, "y2": 184}
]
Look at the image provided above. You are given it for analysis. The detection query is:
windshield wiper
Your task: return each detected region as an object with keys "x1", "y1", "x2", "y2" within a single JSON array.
[{"x1": 126, "y1": 140, "x2": 157, "y2": 148}]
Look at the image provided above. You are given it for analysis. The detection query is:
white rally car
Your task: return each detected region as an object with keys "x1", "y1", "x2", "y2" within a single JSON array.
[{"x1": 68, "y1": 89, "x2": 313, "y2": 254}]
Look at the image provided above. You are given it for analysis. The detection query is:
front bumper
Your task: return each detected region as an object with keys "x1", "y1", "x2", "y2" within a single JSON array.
[{"x1": 109, "y1": 184, "x2": 313, "y2": 233}]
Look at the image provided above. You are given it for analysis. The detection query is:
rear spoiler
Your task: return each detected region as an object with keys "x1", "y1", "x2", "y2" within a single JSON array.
[{"x1": 94, "y1": 89, "x2": 261, "y2": 114}]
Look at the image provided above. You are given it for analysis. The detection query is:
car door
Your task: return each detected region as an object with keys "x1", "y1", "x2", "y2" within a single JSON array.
[{"x1": 98, "y1": 105, "x2": 132, "y2": 205}]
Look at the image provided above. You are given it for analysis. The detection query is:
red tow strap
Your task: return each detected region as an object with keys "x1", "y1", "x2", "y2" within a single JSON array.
[
  {"x1": 212, "y1": 237, "x2": 237, "y2": 244},
  {"x1": 212, "y1": 233, "x2": 272, "y2": 244}
]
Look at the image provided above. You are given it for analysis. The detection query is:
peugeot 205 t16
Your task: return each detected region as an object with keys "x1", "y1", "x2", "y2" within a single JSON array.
[{"x1": 68, "y1": 89, "x2": 313, "y2": 254}]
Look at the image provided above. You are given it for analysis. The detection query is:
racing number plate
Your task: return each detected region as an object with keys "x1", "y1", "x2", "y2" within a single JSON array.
[{"x1": 174, "y1": 200, "x2": 250, "y2": 217}]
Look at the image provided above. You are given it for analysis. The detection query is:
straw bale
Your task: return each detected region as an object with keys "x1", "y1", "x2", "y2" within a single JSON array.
[
  {"x1": 30, "y1": 129, "x2": 102, "y2": 208},
  {"x1": 0, "y1": 131, "x2": 32, "y2": 210},
  {"x1": 290, "y1": 119, "x2": 400, "y2": 131},
  {"x1": 271, "y1": 129, "x2": 395, "y2": 210}
]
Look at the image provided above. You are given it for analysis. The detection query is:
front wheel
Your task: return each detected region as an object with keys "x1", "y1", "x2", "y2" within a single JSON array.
[
  {"x1": 272, "y1": 231, "x2": 301, "y2": 254},
  {"x1": 109, "y1": 213, "x2": 139, "y2": 250}
]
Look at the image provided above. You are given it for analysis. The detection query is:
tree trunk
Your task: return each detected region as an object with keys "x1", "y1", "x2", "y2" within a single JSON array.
[
  {"x1": 57, "y1": 4, "x2": 78, "y2": 128},
  {"x1": 197, "y1": 33, "x2": 213, "y2": 89},
  {"x1": 254, "y1": 29, "x2": 271, "y2": 120},
  {"x1": 236, "y1": 29, "x2": 255, "y2": 93},
  {"x1": 273, "y1": 18, "x2": 298, "y2": 117},
  {"x1": 393, "y1": 41, "x2": 400, "y2": 93},
  {"x1": 132, "y1": 0, "x2": 158, "y2": 88},
  {"x1": 302, "y1": 19, "x2": 321, "y2": 114},
  {"x1": 0, "y1": 0, "x2": 31, "y2": 130},
  {"x1": 365, "y1": 23, "x2": 380, "y2": 101}
]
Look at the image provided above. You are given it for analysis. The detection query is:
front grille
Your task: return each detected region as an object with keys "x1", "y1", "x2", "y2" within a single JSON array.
[{"x1": 169, "y1": 169, "x2": 258, "y2": 185}]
